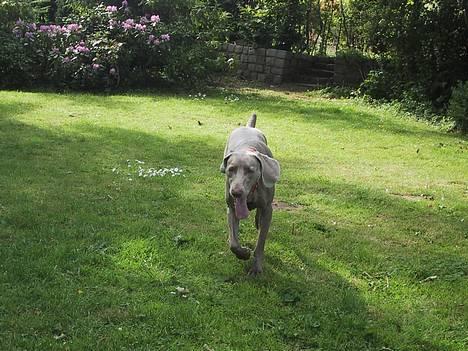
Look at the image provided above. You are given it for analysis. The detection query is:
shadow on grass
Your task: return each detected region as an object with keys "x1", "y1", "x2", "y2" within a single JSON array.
[{"x1": 0, "y1": 99, "x2": 465, "y2": 350}]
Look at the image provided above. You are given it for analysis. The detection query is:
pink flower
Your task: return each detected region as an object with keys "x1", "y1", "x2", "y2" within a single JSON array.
[
  {"x1": 121, "y1": 0, "x2": 128, "y2": 8},
  {"x1": 66, "y1": 23, "x2": 80, "y2": 32},
  {"x1": 122, "y1": 18, "x2": 134, "y2": 30},
  {"x1": 74, "y1": 42, "x2": 90, "y2": 54},
  {"x1": 160, "y1": 34, "x2": 170, "y2": 42},
  {"x1": 48, "y1": 25, "x2": 59, "y2": 34},
  {"x1": 153, "y1": 39, "x2": 160, "y2": 46},
  {"x1": 140, "y1": 16, "x2": 149, "y2": 24},
  {"x1": 106, "y1": 6, "x2": 118, "y2": 13},
  {"x1": 63, "y1": 57, "x2": 71, "y2": 63},
  {"x1": 135, "y1": 23, "x2": 146, "y2": 31},
  {"x1": 39, "y1": 25, "x2": 50, "y2": 32},
  {"x1": 150, "y1": 15, "x2": 160, "y2": 23},
  {"x1": 92, "y1": 63, "x2": 101, "y2": 70}
]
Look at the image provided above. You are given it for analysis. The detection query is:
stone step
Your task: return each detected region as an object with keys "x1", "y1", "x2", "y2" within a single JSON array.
[
  {"x1": 298, "y1": 68, "x2": 334, "y2": 78},
  {"x1": 293, "y1": 76, "x2": 334, "y2": 85},
  {"x1": 301, "y1": 63, "x2": 335, "y2": 71}
]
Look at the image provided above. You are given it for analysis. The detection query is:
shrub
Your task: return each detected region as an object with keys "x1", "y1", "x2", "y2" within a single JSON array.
[
  {"x1": 0, "y1": 31, "x2": 33, "y2": 87},
  {"x1": 8, "y1": 3, "x2": 171, "y2": 89},
  {"x1": 0, "y1": 0, "x2": 33, "y2": 28},
  {"x1": 447, "y1": 82, "x2": 468, "y2": 133},
  {"x1": 358, "y1": 69, "x2": 396, "y2": 101},
  {"x1": 3, "y1": 1, "x2": 226, "y2": 90}
]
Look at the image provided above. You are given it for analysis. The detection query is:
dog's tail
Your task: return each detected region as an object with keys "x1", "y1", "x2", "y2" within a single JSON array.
[{"x1": 246, "y1": 113, "x2": 257, "y2": 128}]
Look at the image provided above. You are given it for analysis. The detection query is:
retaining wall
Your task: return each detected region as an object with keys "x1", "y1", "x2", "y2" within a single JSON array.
[{"x1": 222, "y1": 43, "x2": 373, "y2": 86}]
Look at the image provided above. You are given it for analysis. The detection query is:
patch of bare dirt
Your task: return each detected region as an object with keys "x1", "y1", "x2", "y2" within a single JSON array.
[{"x1": 272, "y1": 200, "x2": 304, "y2": 211}]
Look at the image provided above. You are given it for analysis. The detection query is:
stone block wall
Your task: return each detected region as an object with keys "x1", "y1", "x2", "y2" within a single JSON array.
[
  {"x1": 222, "y1": 43, "x2": 373, "y2": 86},
  {"x1": 223, "y1": 43, "x2": 292, "y2": 85}
]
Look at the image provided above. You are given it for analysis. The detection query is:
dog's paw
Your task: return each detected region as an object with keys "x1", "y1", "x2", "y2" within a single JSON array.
[
  {"x1": 248, "y1": 264, "x2": 263, "y2": 276},
  {"x1": 230, "y1": 246, "x2": 251, "y2": 260},
  {"x1": 248, "y1": 261, "x2": 263, "y2": 277}
]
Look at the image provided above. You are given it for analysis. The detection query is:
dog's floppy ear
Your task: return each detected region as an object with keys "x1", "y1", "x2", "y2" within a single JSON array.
[
  {"x1": 220, "y1": 152, "x2": 232, "y2": 173},
  {"x1": 254, "y1": 152, "x2": 280, "y2": 188}
]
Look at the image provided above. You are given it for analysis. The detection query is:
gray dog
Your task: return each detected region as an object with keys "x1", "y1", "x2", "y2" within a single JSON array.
[{"x1": 220, "y1": 114, "x2": 280, "y2": 274}]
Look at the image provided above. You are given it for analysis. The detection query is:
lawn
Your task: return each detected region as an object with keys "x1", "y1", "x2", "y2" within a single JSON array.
[{"x1": 0, "y1": 87, "x2": 466, "y2": 351}]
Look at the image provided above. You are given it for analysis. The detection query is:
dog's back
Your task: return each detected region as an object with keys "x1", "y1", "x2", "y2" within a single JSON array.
[{"x1": 226, "y1": 114, "x2": 272, "y2": 157}]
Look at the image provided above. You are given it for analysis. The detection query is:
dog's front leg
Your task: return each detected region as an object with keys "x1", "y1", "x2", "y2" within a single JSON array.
[
  {"x1": 227, "y1": 206, "x2": 251, "y2": 260},
  {"x1": 250, "y1": 205, "x2": 272, "y2": 275}
]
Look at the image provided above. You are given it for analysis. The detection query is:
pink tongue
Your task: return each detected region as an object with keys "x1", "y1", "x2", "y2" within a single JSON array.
[{"x1": 235, "y1": 197, "x2": 250, "y2": 219}]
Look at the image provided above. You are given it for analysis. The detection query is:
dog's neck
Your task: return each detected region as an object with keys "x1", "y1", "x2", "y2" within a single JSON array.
[{"x1": 249, "y1": 181, "x2": 258, "y2": 195}]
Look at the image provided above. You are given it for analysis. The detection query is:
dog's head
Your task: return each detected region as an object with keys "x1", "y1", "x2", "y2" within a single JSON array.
[{"x1": 221, "y1": 149, "x2": 280, "y2": 201}]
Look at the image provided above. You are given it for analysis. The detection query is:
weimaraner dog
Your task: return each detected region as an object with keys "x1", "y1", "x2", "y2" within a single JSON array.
[{"x1": 220, "y1": 114, "x2": 280, "y2": 274}]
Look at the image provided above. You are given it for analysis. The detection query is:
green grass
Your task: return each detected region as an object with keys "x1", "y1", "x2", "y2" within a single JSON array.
[{"x1": 0, "y1": 87, "x2": 466, "y2": 351}]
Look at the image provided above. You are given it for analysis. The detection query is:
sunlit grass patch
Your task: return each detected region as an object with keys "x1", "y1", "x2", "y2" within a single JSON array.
[{"x1": 0, "y1": 87, "x2": 466, "y2": 350}]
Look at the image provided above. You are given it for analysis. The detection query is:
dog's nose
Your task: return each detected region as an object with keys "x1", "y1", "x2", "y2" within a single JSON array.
[{"x1": 230, "y1": 187, "x2": 243, "y2": 198}]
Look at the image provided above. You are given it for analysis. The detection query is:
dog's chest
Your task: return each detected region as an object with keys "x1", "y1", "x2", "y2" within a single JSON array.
[{"x1": 247, "y1": 192, "x2": 258, "y2": 210}]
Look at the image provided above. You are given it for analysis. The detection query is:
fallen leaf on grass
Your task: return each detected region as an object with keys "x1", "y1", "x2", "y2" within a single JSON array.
[
  {"x1": 53, "y1": 333, "x2": 66, "y2": 340},
  {"x1": 419, "y1": 275, "x2": 438, "y2": 283},
  {"x1": 171, "y1": 286, "x2": 190, "y2": 298}
]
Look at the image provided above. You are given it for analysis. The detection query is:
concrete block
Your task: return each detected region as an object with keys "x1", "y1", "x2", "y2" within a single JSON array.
[
  {"x1": 255, "y1": 48, "x2": 266, "y2": 56},
  {"x1": 275, "y1": 50, "x2": 289, "y2": 59},
  {"x1": 266, "y1": 49, "x2": 277, "y2": 57},
  {"x1": 266, "y1": 57, "x2": 275, "y2": 66},
  {"x1": 257, "y1": 73, "x2": 266, "y2": 82},
  {"x1": 274, "y1": 58, "x2": 286, "y2": 68},
  {"x1": 272, "y1": 75, "x2": 282, "y2": 84},
  {"x1": 256, "y1": 64, "x2": 264, "y2": 73},
  {"x1": 270, "y1": 67, "x2": 285, "y2": 75},
  {"x1": 234, "y1": 45, "x2": 243, "y2": 54}
]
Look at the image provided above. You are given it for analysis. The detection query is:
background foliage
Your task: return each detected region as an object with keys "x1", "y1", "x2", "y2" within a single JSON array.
[{"x1": 0, "y1": 0, "x2": 467, "y2": 130}]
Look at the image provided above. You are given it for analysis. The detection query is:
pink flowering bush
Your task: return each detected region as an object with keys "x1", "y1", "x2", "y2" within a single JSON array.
[{"x1": 8, "y1": 3, "x2": 172, "y2": 89}]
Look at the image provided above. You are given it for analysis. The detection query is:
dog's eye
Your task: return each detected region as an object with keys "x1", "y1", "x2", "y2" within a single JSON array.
[
  {"x1": 227, "y1": 166, "x2": 235, "y2": 174},
  {"x1": 246, "y1": 167, "x2": 255, "y2": 173}
]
